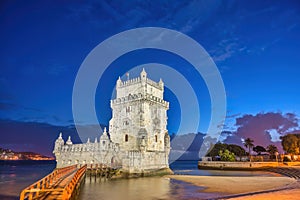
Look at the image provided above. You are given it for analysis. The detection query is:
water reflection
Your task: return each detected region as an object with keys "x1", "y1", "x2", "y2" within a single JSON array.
[
  {"x1": 79, "y1": 161, "x2": 278, "y2": 200},
  {"x1": 0, "y1": 160, "x2": 280, "y2": 200},
  {"x1": 0, "y1": 160, "x2": 56, "y2": 199},
  {"x1": 79, "y1": 176, "x2": 219, "y2": 200},
  {"x1": 80, "y1": 177, "x2": 170, "y2": 200}
]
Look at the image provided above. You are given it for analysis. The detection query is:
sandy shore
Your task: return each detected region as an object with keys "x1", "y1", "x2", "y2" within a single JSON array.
[
  {"x1": 167, "y1": 175, "x2": 296, "y2": 195},
  {"x1": 228, "y1": 187, "x2": 300, "y2": 200}
]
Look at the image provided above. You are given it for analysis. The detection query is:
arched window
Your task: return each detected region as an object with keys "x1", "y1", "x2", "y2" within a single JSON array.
[
  {"x1": 125, "y1": 134, "x2": 128, "y2": 142},
  {"x1": 155, "y1": 135, "x2": 158, "y2": 142}
]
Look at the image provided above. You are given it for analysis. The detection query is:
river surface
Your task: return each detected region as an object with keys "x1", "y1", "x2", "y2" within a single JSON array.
[
  {"x1": 0, "y1": 160, "x2": 56, "y2": 200},
  {"x1": 0, "y1": 160, "x2": 277, "y2": 200}
]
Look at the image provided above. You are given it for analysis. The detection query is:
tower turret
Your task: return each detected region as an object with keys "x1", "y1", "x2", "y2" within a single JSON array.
[
  {"x1": 66, "y1": 136, "x2": 73, "y2": 145},
  {"x1": 159, "y1": 78, "x2": 164, "y2": 89},
  {"x1": 116, "y1": 76, "x2": 122, "y2": 87},
  {"x1": 100, "y1": 127, "x2": 110, "y2": 150},
  {"x1": 53, "y1": 132, "x2": 64, "y2": 153},
  {"x1": 140, "y1": 68, "x2": 147, "y2": 80}
]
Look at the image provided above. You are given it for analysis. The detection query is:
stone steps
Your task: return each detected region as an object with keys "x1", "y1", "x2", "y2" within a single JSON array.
[{"x1": 266, "y1": 167, "x2": 300, "y2": 179}]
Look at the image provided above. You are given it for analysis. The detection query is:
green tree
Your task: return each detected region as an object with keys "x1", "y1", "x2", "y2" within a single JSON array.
[
  {"x1": 266, "y1": 144, "x2": 278, "y2": 155},
  {"x1": 266, "y1": 144, "x2": 278, "y2": 161},
  {"x1": 219, "y1": 149, "x2": 235, "y2": 162},
  {"x1": 253, "y1": 145, "x2": 266, "y2": 155},
  {"x1": 206, "y1": 143, "x2": 247, "y2": 160},
  {"x1": 243, "y1": 138, "x2": 254, "y2": 161},
  {"x1": 206, "y1": 142, "x2": 228, "y2": 157},
  {"x1": 281, "y1": 134, "x2": 300, "y2": 155},
  {"x1": 227, "y1": 144, "x2": 246, "y2": 160}
]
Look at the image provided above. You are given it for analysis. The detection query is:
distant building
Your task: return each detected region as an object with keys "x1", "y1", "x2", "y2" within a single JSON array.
[{"x1": 53, "y1": 69, "x2": 171, "y2": 174}]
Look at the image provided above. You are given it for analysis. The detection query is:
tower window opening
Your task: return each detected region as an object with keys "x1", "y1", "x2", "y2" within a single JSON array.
[
  {"x1": 125, "y1": 134, "x2": 128, "y2": 142},
  {"x1": 123, "y1": 120, "x2": 129, "y2": 126},
  {"x1": 155, "y1": 135, "x2": 158, "y2": 142}
]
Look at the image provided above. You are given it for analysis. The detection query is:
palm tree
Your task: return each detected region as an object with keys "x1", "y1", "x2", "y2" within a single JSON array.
[{"x1": 244, "y1": 138, "x2": 254, "y2": 161}]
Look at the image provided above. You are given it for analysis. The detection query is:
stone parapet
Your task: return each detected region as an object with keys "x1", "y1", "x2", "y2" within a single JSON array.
[{"x1": 111, "y1": 93, "x2": 169, "y2": 108}]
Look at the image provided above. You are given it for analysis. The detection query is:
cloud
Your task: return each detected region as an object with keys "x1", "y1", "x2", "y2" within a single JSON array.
[
  {"x1": 0, "y1": 119, "x2": 107, "y2": 157},
  {"x1": 0, "y1": 101, "x2": 41, "y2": 112},
  {"x1": 241, "y1": 5, "x2": 278, "y2": 19},
  {"x1": 0, "y1": 102, "x2": 18, "y2": 110},
  {"x1": 170, "y1": 132, "x2": 205, "y2": 160},
  {"x1": 0, "y1": 119, "x2": 76, "y2": 157},
  {"x1": 224, "y1": 112, "x2": 299, "y2": 152},
  {"x1": 64, "y1": 0, "x2": 222, "y2": 34},
  {"x1": 0, "y1": 101, "x2": 45, "y2": 121},
  {"x1": 226, "y1": 113, "x2": 241, "y2": 119},
  {"x1": 209, "y1": 38, "x2": 246, "y2": 62},
  {"x1": 0, "y1": 118, "x2": 206, "y2": 160}
]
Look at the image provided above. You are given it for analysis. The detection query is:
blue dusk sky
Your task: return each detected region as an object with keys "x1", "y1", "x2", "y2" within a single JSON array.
[{"x1": 1, "y1": 0, "x2": 300, "y2": 155}]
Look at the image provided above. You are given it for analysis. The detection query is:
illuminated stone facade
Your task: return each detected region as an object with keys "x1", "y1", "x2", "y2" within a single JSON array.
[{"x1": 53, "y1": 69, "x2": 171, "y2": 174}]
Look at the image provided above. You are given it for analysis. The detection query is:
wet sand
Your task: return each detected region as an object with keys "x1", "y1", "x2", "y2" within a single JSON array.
[
  {"x1": 228, "y1": 188, "x2": 300, "y2": 199},
  {"x1": 167, "y1": 175, "x2": 296, "y2": 195}
]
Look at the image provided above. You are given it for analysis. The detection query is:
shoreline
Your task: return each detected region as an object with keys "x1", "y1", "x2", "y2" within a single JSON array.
[
  {"x1": 167, "y1": 164, "x2": 300, "y2": 199},
  {"x1": 198, "y1": 161, "x2": 300, "y2": 171},
  {"x1": 227, "y1": 184, "x2": 300, "y2": 199},
  {"x1": 167, "y1": 175, "x2": 296, "y2": 195}
]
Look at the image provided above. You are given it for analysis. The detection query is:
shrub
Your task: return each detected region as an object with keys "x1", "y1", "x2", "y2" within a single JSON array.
[
  {"x1": 283, "y1": 156, "x2": 291, "y2": 162},
  {"x1": 219, "y1": 150, "x2": 235, "y2": 162}
]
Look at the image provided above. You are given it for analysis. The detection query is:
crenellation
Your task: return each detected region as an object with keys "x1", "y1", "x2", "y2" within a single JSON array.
[
  {"x1": 111, "y1": 94, "x2": 169, "y2": 108},
  {"x1": 146, "y1": 78, "x2": 162, "y2": 90},
  {"x1": 119, "y1": 76, "x2": 142, "y2": 88},
  {"x1": 53, "y1": 69, "x2": 171, "y2": 174}
]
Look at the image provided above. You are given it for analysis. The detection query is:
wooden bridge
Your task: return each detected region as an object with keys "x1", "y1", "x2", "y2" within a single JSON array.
[
  {"x1": 20, "y1": 165, "x2": 87, "y2": 200},
  {"x1": 20, "y1": 164, "x2": 121, "y2": 200}
]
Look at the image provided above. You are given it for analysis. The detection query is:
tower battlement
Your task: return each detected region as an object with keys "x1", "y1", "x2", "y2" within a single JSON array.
[
  {"x1": 116, "y1": 69, "x2": 164, "y2": 99},
  {"x1": 118, "y1": 77, "x2": 141, "y2": 87},
  {"x1": 111, "y1": 93, "x2": 169, "y2": 108},
  {"x1": 53, "y1": 68, "x2": 171, "y2": 174},
  {"x1": 117, "y1": 77, "x2": 163, "y2": 90}
]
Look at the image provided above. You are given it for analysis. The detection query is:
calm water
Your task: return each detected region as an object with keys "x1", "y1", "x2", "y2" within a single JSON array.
[
  {"x1": 0, "y1": 160, "x2": 277, "y2": 200},
  {"x1": 0, "y1": 160, "x2": 56, "y2": 200},
  {"x1": 79, "y1": 160, "x2": 278, "y2": 200}
]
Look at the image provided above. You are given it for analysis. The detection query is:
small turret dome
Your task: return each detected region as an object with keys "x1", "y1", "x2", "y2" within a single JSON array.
[
  {"x1": 140, "y1": 68, "x2": 147, "y2": 79},
  {"x1": 66, "y1": 136, "x2": 73, "y2": 145},
  {"x1": 100, "y1": 127, "x2": 109, "y2": 141}
]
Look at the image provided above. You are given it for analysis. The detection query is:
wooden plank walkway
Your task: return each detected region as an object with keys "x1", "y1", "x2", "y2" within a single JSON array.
[{"x1": 20, "y1": 165, "x2": 87, "y2": 200}]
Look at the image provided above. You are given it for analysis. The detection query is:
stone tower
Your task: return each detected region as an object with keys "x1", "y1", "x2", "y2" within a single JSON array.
[
  {"x1": 109, "y1": 69, "x2": 169, "y2": 152},
  {"x1": 53, "y1": 68, "x2": 171, "y2": 174}
]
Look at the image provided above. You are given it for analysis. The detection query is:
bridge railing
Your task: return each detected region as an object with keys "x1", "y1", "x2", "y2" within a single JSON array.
[
  {"x1": 19, "y1": 165, "x2": 81, "y2": 200},
  {"x1": 62, "y1": 164, "x2": 87, "y2": 199},
  {"x1": 83, "y1": 163, "x2": 122, "y2": 170}
]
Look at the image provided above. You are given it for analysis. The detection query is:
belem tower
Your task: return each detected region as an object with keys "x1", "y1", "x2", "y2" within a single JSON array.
[{"x1": 53, "y1": 69, "x2": 171, "y2": 174}]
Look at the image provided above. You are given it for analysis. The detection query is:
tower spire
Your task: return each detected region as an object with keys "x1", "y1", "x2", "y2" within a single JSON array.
[
  {"x1": 117, "y1": 76, "x2": 122, "y2": 87},
  {"x1": 66, "y1": 136, "x2": 73, "y2": 145},
  {"x1": 140, "y1": 68, "x2": 147, "y2": 80}
]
